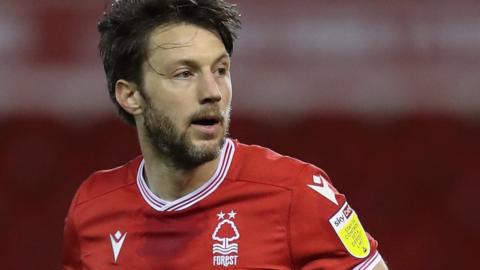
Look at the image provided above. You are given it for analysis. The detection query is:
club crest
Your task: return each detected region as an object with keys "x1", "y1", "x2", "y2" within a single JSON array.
[{"x1": 212, "y1": 210, "x2": 240, "y2": 267}]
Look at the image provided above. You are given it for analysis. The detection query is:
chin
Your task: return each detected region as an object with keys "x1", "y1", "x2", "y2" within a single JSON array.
[
  {"x1": 191, "y1": 136, "x2": 225, "y2": 155},
  {"x1": 177, "y1": 140, "x2": 222, "y2": 169}
]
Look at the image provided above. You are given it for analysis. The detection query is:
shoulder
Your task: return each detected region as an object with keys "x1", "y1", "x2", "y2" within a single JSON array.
[
  {"x1": 230, "y1": 139, "x2": 345, "y2": 213},
  {"x1": 72, "y1": 156, "x2": 142, "y2": 207},
  {"x1": 230, "y1": 140, "x2": 329, "y2": 190}
]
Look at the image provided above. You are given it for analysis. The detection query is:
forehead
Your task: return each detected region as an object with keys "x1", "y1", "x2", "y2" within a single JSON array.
[{"x1": 147, "y1": 23, "x2": 228, "y2": 65}]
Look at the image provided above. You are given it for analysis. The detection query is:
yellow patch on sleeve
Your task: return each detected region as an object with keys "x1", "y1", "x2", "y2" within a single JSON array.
[{"x1": 329, "y1": 202, "x2": 371, "y2": 258}]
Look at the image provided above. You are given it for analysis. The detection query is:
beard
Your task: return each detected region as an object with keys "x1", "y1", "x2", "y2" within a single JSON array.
[{"x1": 142, "y1": 97, "x2": 229, "y2": 170}]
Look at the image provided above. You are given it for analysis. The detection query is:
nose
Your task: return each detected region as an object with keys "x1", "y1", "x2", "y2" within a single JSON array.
[{"x1": 197, "y1": 72, "x2": 222, "y2": 104}]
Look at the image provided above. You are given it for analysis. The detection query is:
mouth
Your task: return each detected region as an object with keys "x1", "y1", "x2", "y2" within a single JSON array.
[
  {"x1": 191, "y1": 117, "x2": 220, "y2": 126},
  {"x1": 190, "y1": 114, "x2": 222, "y2": 127},
  {"x1": 189, "y1": 114, "x2": 223, "y2": 136}
]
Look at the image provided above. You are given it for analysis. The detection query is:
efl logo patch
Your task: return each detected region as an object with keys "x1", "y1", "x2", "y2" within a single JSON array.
[{"x1": 329, "y1": 202, "x2": 370, "y2": 258}]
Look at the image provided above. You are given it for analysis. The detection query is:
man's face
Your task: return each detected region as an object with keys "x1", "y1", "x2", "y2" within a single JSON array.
[{"x1": 140, "y1": 23, "x2": 232, "y2": 169}]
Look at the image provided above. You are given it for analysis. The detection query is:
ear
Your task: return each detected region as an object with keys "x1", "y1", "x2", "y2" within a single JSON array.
[{"x1": 115, "y1": 79, "x2": 144, "y2": 116}]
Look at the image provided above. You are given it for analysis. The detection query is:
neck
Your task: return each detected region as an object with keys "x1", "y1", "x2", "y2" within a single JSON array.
[
  {"x1": 142, "y1": 152, "x2": 220, "y2": 201},
  {"x1": 137, "y1": 128, "x2": 222, "y2": 201}
]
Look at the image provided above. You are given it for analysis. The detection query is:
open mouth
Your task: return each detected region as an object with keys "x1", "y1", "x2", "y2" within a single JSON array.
[{"x1": 191, "y1": 116, "x2": 221, "y2": 126}]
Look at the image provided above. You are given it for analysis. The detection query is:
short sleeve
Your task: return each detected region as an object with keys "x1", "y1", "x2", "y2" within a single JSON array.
[{"x1": 288, "y1": 164, "x2": 381, "y2": 270}]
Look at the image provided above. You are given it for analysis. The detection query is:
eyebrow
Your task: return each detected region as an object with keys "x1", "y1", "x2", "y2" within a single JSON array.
[
  {"x1": 147, "y1": 52, "x2": 230, "y2": 76},
  {"x1": 170, "y1": 52, "x2": 230, "y2": 69}
]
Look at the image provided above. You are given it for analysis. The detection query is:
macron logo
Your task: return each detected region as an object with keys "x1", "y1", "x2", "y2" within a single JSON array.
[
  {"x1": 308, "y1": 175, "x2": 338, "y2": 205},
  {"x1": 109, "y1": 230, "x2": 127, "y2": 263}
]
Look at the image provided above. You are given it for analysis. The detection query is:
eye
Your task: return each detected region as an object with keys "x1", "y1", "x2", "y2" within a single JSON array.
[
  {"x1": 215, "y1": 66, "x2": 228, "y2": 76},
  {"x1": 174, "y1": 70, "x2": 194, "y2": 79}
]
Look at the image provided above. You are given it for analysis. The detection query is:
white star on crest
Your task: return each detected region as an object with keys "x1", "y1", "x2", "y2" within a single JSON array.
[
  {"x1": 228, "y1": 210, "x2": 237, "y2": 219},
  {"x1": 217, "y1": 211, "x2": 225, "y2": 220}
]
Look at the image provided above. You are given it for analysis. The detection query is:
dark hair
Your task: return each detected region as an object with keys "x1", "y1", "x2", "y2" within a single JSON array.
[{"x1": 98, "y1": 0, "x2": 241, "y2": 125}]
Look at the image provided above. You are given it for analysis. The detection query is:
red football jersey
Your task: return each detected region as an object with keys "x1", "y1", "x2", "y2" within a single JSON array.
[{"x1": 63, "y1": 139, "x2": 382, "y2": 269}]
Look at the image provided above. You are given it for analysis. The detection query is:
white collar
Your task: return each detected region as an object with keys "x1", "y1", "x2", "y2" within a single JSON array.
[{"x1": 136, "y1": 138, "x2": 235, "y2": 212}]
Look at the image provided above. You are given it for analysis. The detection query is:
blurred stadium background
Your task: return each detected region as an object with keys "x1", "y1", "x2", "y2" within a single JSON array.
[{"x1": 1, "y1": 0, "x2": 479, "y2": 269}]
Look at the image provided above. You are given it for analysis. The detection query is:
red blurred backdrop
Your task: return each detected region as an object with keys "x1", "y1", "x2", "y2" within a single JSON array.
[{"x1": 1, "y1": 0, "x2": 479, "y2": 269}]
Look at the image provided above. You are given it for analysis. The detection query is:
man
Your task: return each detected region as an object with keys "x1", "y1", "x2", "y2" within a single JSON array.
[{"x1": 63, "y1": 0, "x2": 388, "y2": 269}]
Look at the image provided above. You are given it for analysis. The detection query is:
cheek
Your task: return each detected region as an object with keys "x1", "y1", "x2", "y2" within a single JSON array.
[
  {"x1": 221, "y1": 81, "x2": 233, "y2": 105},
  {"x1": 146, "y1": 99, "x2": 183, "y2": 127},
  {"x1": 147, "y1": 90, "x2": 189, "y2": 116},
  {"x1": 162, "y1": 106, "x2": 187, "y2": 126}
]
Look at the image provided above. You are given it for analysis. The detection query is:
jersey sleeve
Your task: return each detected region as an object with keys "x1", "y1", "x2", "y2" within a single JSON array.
[
  {"x1": 288, "y1": 164, "x2": 381, "y2": 270},
  {"x1": 62, "y1": 189, "x2": 82, "y2": 270}
]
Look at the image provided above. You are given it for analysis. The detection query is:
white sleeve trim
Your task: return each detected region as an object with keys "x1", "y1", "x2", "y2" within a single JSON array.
[{"x1": 353, "y1": 251, "x2": 382, "y2": 270}]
